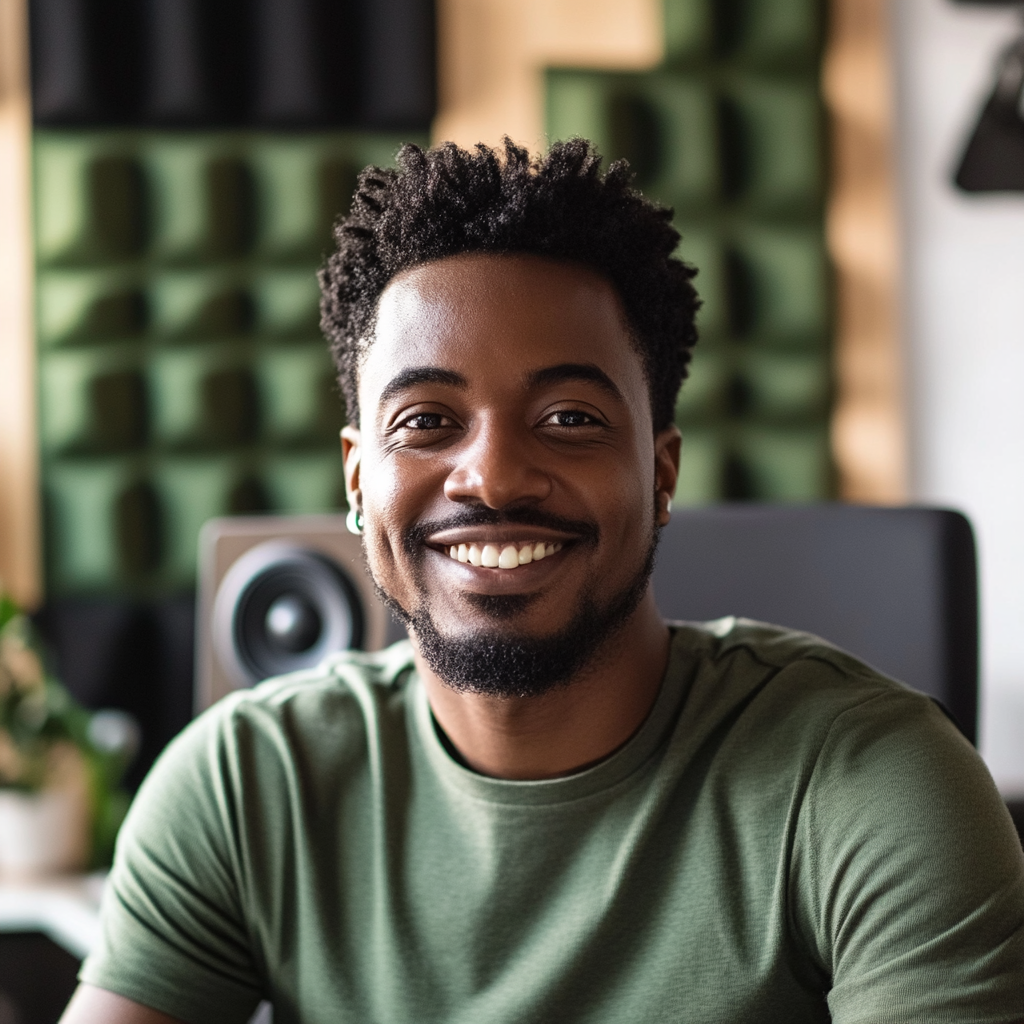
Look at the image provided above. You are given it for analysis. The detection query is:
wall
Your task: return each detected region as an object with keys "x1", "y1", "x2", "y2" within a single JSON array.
[
  {"x1": 434, "y1": 0, "x2": 662, "y2": 150},
  {"x1": 0, "y1": 0, "x2": 41, "y2": 608},
  {"x1": 895, "y1": 0, "x2": 1024, "y2": 794}
]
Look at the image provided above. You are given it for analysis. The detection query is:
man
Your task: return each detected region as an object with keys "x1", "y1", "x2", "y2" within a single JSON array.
[{"x1": 62, "y1": 139, "x2": 1024, "y2": 1024}]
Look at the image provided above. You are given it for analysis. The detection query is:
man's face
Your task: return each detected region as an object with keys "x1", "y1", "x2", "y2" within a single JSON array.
[{"x1": 343, "y1": 253, "x2": 679, "y2": 694}]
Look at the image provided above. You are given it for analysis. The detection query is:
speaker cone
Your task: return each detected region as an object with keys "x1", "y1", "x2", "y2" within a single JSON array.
[{"x1": 213, "y1": 540, "x2": 364, "y2": 688}]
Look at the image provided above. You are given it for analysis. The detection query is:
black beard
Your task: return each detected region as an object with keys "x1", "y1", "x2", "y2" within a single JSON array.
[{"x1": 371, "y1": 507, "x2": 660, "y2": 699}]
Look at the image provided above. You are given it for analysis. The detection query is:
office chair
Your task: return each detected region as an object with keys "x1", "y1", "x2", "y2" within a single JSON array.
[{"x1": 650, "y1": 504, "x2": 978, "y2": 744}]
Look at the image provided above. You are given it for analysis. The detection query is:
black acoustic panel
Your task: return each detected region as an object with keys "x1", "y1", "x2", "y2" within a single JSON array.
[
  {"x1": 359, "y1": 0, "x2": 437, "y2": 129},
  {"x1": 651, "y1": 504, "x2": 978, "y2": 742},
  {"x1": 251, "y1": 0, "x2": 330, "y2": 123},
  {"x1": 144, "y1": 0, "x2": 252, "y2": 124},
  {"x1": 29, "y1": 0, "x2": 436, "y2": 129},
  {"x1": 29, "y1": 0, "x2": 95, "y2": 121}
]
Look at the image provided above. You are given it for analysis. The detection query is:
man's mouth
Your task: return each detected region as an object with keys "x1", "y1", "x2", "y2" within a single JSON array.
[{"x1": 442, "y1": 540, "x2": 564, "y2": 569}]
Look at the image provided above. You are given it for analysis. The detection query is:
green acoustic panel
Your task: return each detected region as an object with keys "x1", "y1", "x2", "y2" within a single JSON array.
[
  {"x1": 148, "y1": 346, "x2": 258, "y2": 448},
  {"x1": 253, "y1": 271, "x2": 322, "y2": 336},
  {"x1": 662, "y1": 0, "x2": 715, "y2": 64},
  {"x1": 45, "y1": 462, "x2": 154, "y2": 589},
  {"x1": 674, "y1": 349, "x2": 729, "y2": 421},
  {"x1": 34, "y1": 127, "x2": 423, "y2": 596},
  {"x1": 724, "y1": 0, "x2": 823, "y2": 69},
  {"x1": 264, "y1": 454, "x2": 346, "y2": 516},
  {"x1": 674, "y1": 231, "x2": 727, "y2": 336},
  {"x1": 735, "y1": 426, "x2": 831, "y2": 501},
  {"x1": 547, "y1": 0, "x2": 832, "y2": 505},
  {"x1": 36, "y1": 270, "x2": 147, "y2": 346},
  {"x1": 39, "y1": 348, "x2": 148, "y2": 455},
  {"x1": 728, "y1": 226, "x2": 829, "y2": 344},
  {"x1": 258, "y1": 346, "x2": 346, "y2": 444},
  {"x1": 663, "y1": 0, "x2": 822, "y2": 70},
  {"x1": 735, "y1": 350, "x2": 830, "y2": 420},
  {"x1": 674, "y1": 428, "x2": 726, "y2": 506},
  {"x1": 154, "y1": 457, "x2": 266, "y2": 585},
  {"x1": 720, "y1": 80, "x2": 822, "y2": 214},
  {"x1": 547, "y1": 72, "x2": 720, "y2": 212}
]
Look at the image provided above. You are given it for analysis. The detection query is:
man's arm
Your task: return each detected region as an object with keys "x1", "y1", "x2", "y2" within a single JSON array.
[{"x1": 60, "y1": 984, "x2": 185, "y2": 1024}]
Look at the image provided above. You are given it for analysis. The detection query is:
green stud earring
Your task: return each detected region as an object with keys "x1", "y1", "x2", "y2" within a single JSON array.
[{"x1": 346, "y1": 508, "x2": 364, "y2": 535}]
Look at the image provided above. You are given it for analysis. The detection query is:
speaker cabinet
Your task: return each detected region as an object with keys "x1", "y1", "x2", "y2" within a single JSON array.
[{"x1": 196, "y1": 514, "x2": 403, "y2": 712}]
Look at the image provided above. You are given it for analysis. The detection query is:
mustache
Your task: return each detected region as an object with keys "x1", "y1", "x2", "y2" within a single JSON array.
[{"x1": 404, "y1": 506, "x2": 600, "y2": 555}]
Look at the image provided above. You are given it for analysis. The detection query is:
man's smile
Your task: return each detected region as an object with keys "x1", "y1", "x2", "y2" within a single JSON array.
[
  {"x1": 425, "y1": 524, "x2": 575, "y2": 570},
  {"x1": 443, "y1": 540, "x2": 564, "y2": 568}
]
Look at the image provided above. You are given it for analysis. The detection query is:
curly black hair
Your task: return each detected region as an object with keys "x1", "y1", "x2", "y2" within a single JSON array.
[{"x1": 319, "y1": 137, "x2": 699, "y2": 431}]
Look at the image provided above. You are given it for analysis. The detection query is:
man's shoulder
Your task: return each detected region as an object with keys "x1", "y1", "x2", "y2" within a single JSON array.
[
  {"x1": 672, "y1": 615, "x2": 921, "y2": 699},
  {"x1": 674, "y1": 615, "x2": 891, "y2": 679},
  {"x1": 168, "y1": 640, "x2": 419, "y2": 778},
  {"x1": 212, "y1": 638, "x2": 418, "y2": 717},
  {"x1": 668, "y1": 616, "x2": 951, "y2": 754}
]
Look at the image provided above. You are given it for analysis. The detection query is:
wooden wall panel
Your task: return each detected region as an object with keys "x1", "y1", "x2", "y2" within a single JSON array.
[
  {"x1": 0, "y1": 0, "x2": 41, "y2": 607},
  {"x1": 434, "y1": 0, "x2": 663, "y2": 150},
  {"x1": 824, "y1": 0, "x2": 907, "y2": 501}
]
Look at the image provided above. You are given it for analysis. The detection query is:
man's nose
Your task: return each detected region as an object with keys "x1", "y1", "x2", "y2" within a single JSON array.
[{"x1": 443, "y1": 418, "x2": 553, "y2": 508}]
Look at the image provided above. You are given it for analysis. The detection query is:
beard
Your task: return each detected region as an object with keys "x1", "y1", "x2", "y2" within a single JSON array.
[{"x1": 370, "y1": 506, "x2": 660, "y2": 699}]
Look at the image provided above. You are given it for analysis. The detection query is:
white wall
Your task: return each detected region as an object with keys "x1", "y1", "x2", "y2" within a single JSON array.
[{"x1": 895, "y1": 0, "x2": 1024, "y2": 794}]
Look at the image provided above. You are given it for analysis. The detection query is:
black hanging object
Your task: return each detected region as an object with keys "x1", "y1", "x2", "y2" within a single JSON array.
[{"x1": 955, "y1": 35, "x2": 1024, "y2": 192}]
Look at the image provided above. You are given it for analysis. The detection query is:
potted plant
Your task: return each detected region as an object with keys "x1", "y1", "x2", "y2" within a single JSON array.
[{"x1": 0, "y1": 590, "x2": 137, "y2": 877}]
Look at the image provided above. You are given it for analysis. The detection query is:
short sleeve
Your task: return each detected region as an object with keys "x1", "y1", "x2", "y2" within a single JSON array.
[
  {"x1": 80, "y1": 701, "x2": 264, "y2": 1024},
  {"x1": 793, "y1": 688, "x2": 1024, "y2": 1024}
]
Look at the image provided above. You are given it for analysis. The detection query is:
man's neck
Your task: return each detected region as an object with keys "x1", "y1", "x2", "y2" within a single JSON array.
[{"x1": 415, "y1": 590, "x2": 671, "y2": 780}]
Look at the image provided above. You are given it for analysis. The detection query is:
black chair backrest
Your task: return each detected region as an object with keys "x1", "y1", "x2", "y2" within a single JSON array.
[{"x1": 651, "y1": 504, "x2": 978, "y2": 744}]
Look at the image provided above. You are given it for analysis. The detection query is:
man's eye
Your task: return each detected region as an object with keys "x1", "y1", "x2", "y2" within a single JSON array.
[
  {"x1": 547, "y1": 410, "x2": 598, "y2": 427},
  {"x1": 401, "y1": 412, "x2": 451, "y2": 430}
]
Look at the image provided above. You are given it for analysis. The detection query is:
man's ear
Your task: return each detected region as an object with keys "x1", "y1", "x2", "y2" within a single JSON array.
[
  {"x1": 341, "y1": 425, "x2": 362, "y2": 512},
  {"x1": 654, "y1": 424, "x2": 681, "y2": 526}
]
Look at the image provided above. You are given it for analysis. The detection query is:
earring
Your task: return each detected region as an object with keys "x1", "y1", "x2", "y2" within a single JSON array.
[{"x1": 346, "y1": 508, "x2": 364, "y2": 535}]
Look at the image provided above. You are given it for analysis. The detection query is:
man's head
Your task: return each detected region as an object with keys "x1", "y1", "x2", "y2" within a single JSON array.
[
  {"x1": 319, "y1": 137, "x2": 699, "y2": 433},
  {"x1": 319, "y1": 140, "x2": 699, "y2": 698}
]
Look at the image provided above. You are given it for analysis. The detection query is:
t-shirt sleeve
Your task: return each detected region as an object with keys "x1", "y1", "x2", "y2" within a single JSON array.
[
  {"x1": 80, "y1": 700, "x2": 265, "y2": 1024},
  {"x1": 792, "y1": 685, "x2": 1024, "y2": 1024}
]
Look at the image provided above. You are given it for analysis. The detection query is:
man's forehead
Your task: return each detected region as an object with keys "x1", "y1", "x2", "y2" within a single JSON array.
[
  {"x1": 356, "y1": 252, "x2": 650, "y2": 424},
  {"x1": 369, "y1": 254, "x2": 631, "y2": 360}
]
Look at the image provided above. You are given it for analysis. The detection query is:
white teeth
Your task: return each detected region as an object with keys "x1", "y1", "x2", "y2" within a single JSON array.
[{"x1": 444, "y1": 540, "x2": 564, "y2": 568}]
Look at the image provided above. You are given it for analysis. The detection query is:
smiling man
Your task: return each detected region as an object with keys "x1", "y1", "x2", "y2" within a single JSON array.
[{"x1": 62, "y1": 140, "x2": 1023, "y2": 1024}]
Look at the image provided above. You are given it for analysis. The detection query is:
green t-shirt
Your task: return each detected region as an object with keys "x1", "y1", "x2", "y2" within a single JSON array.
[{"x1": 81, "y1": 619, "x2": 1024, "y2": 1024}]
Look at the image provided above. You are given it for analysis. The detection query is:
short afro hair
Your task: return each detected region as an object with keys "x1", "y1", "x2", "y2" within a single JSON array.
[{"x1": 319, "y1": 137, "x2": 699, "y2": 431}]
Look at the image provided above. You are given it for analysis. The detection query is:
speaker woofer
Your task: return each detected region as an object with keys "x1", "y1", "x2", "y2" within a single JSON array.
[{"x1": 213, "y1": 540, "x2": 364, "y2": 688}]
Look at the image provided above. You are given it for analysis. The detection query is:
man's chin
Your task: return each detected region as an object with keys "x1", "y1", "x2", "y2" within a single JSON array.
[
  {"x1": 408, "y1": 609, "x2": 606, "y2": 698},
  {"x1": 371, "y1": 527, "x2": 659, "y2": 698}
]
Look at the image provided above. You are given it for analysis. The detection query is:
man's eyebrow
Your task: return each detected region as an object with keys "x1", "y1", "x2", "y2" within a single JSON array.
[
  {"x1": 525, "y1": 363, "x2": 625, "y2": 403},
  {"x1": 378, "y1": 367, "x2": 468, "y2": 406}
]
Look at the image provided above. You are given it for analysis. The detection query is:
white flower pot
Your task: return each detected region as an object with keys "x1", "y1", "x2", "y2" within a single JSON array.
[{"x1": 0, "y1": 788, "x2": 89, "y2": 877}]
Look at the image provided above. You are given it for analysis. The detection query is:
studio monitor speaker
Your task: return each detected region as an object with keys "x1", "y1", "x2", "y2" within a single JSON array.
[{"x1": 195, "y1": 515, "x2": 404, "y2": 712}]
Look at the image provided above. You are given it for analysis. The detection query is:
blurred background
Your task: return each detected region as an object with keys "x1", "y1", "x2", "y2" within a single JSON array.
[{"x1": 0, "y1": 0, "x2": 1021, "y2": 795}]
